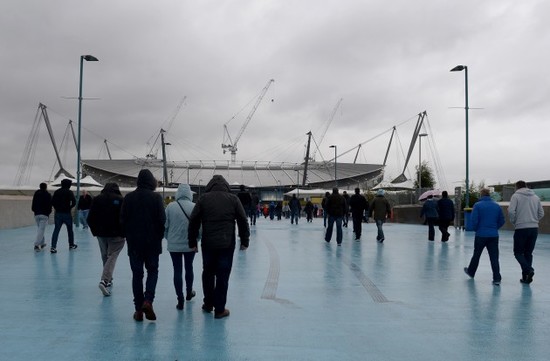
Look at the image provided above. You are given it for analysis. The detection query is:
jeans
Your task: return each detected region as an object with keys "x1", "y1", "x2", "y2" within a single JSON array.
[
  {"x1": 438, "y1": 219, "x2": 451, "y2": 241},
  {"x1": 201, "y1": 247, "x2": 235, "y2": 314},
  {"x1": 375, "y1": 219, "x2": 385, "y2": 241},
  {"x1": 352, "y1": 212, "x2": 363, "y2": 238},
  {"x1": 129, "y1": 252, "x2": 159, "y2": 310},
  {"x1": 290, "y1": 210, "x2": 299, "y2": 224},
  {"x1": 51, "y1": 212, "x2": 74, "y2": 248},
  {"x1": 97, "y1": 237, "x2": 125, "y2": 282},
  {"x1": 34, "y1": 215, "x2": 49, "y2": 246},
  {"x1": 79, "y1": 210, "x2": 90, "y2": 228},
  {"x1": 426, "y1": 217, "x2": 437, "y2": 241},
  {"x1": 249, "y1": 207, "x2": 257, "y2": 225},
  {"x1": 325, "y1": 215, "x2": 343, "y2": 244},
  {"x1": 170, "y1": 251, "x2": 196, "y2": 299},
  {"x1": 513, "y1": 228, "x2": 538, "y2": 275},
  {"x1": 466, "y1": 236, "x2": 501, "y2": 282}
]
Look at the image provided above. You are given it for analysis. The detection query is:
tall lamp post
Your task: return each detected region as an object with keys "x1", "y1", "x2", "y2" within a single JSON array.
[
  {"x1": 75, "y1": 55, "x2": 98, "y2": 227},
  {"x1": 450, "y1": 65, "x2": 469, "y2": 208},
  {"x1": 418, "y1": 133, "x2": 428, "y2": 195},
  {"x1": 329, "y1": 145, "x2": 337, "y2": 187}
]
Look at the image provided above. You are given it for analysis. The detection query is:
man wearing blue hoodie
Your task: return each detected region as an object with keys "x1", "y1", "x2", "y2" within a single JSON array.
[
  {"x1": 508, "y1": 180, "x2": 544, "y2": 284},
  {"x1": 464, "y1": 188, "x2": 505, "y2": 285}
]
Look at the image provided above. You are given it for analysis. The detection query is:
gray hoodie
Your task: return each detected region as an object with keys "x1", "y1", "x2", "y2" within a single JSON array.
[
  {"x1": 164, "y1": 184, "x2": 196, "y2": 253},
  {"x1": 508, "y1": 187, "x2": 544, "y2": 229}
]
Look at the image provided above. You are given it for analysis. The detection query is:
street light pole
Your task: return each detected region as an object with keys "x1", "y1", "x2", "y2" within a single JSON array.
[
  {"x1": 418, "y1": 133, "x2": 428, "y2": 194},
  {"x1": 329, "y1": 145, "x2": 337, "y2": 187},
  {"x1": 75, "y1": 55, "x2": 98, "y2": 227},
  {"x1": 450, "y1": 65, "x2": 469, "y2": 208}
]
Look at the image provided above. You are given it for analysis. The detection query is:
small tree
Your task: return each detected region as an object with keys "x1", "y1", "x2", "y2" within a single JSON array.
[{"x1": 414, "y1": 161, "x2": 436, "y2": 189}]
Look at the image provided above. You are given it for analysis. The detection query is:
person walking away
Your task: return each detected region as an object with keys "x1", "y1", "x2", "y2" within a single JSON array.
[
  {"x1": 508, "y1": 180, "x2": 544, "y2": 284},
  {"x1": 437, "y1": 191, "x2": 455, "y2": 242},
  {"x1": 78, "y1": 190, "x2": 93, "y2": 229},
  {"x1": 275, "y1": 201, "x2": 283, "y2": 220},
  {"x1": 321, "y1": 191, "x2": 330, "y2": 227},
  {"x1": 324, "y1": 187, "x2": 346, "y2": 245},
  {"x1": 50, "y1": 178, "x2": 77, "y2": 253},
  {"x1": 87, "y1": 183, "x2": 125, "y2": 297},
  {"x1": 164, "y1": 184, "x2": 198, "y2": 310},
  {"x1": 342, "y1": 191, "x2": 350, "y2": 227},
  {"x1": 349, "y1": 188, "x2": 368, "y2": 240},
  {"x1": 237, "y1": 185, "x2": 252, "y2": 223},
  {"x1": 121, "y1": 169, "x2": 166, "y2": 321},
  {"x1": 188, "y1": 175, "x2": 250, "y2": 319},
  {"x1": 31, "y1": 182, "x2": 52, "y2": 251},
  {"x1": 289, "y1": 194, "x2": 301, "y2": 224},
  {"x1": 304, "y1": 198, "x2": 314, "y2": 223},
  {"x1": 464, "y1": 188, "x2": 505, "y2": 285},
  {"x1": 420, "y1": 195, "x2": 439, "y2": 241},
  {"x1": 250, "y1": 192, "x2": 259, "y2": 225},
  {"x1": 369, "y1": 189, "x2": 392, "y2": 243}
]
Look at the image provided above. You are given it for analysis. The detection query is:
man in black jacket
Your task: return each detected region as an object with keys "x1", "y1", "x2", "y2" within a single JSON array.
[
  {"x1": 87, "y1": 183, "x2": 125, "y2": 297},
  {"x1": 50, "y1": 178, "x2": 77, "y2": 253},
  {"x1": 349, "y1": 188, "x2": 369, "y2": 240},
  {"x1": 324, "y1": 187, "x2": 346, "y2": 245},
  {"x1": 121, "y1": 169, "x2": 165, "y2": 321},
  {"x1": 188, "y1": 175, "x2": 250, "y2": 319},
  {"x1": 31, "y1": 182, "x2": 52, "y2": 251}
]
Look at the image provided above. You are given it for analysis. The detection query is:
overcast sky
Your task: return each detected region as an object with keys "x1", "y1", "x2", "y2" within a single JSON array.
[{"x1": 2, "y1": 0, "x2": 549, "y2": 189}]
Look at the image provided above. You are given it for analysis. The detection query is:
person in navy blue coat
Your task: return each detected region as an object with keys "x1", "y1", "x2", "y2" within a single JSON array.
[{"x1": 437, "y1": 191, "x2": 455, "y2": 242}]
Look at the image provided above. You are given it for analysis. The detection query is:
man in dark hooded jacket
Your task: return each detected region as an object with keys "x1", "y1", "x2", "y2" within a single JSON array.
[
  {"x1": 188, "y1": 175, "x2": 250, "y2": 319},
  {"x1": 121, "y1": 169, "x2": 165, "y2": 321},
  {"x1": 50, "y1": 178, "x2": 77, "y2": 253},
  {"x1": 87, "y1": 183, "x2": 125, "y2": 297},
  {"x1": 31, "y1": 182, "x2": 52, "y2": 251}
]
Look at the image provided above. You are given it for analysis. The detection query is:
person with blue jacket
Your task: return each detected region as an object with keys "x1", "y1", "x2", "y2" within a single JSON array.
[
  {"x1": 464, "y1": 188, "x2": 505, "y2": 285},
  {"x1": 420, "y1": 195, "x2": 439, "y2": 241}
]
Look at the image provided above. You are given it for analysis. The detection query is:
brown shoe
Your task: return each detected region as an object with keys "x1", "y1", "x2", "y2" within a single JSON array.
[
  {"x1": 214, "y1": 309, "x2": 230, "y2": 319},
  {"x1": 141, "y1": 301, "x2": 157, "y2": 320},
  {"x1": 133, "y1": 311, "x2": 144, "y2": 322}
]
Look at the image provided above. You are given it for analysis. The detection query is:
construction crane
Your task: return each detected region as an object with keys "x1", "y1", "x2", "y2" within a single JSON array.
[
  {"x1": 310, "y1": 98, "x2": 342, "y2": 161},
  {"x1": 222, "y1": 79, "x2": 274, "y2": 163}
]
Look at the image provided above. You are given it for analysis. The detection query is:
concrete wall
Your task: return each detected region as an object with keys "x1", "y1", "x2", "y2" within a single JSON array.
[
  {"x1": 392, "y1": 203, "x2": 550, "y2": 234},
  {"x1": 0, "y1": 196, "x2": 35, "y2": 229}
]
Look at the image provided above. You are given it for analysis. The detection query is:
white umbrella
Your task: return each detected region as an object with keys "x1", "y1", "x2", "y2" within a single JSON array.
[{"x1": 419, "y1": 189, "x2": 441, "y2": 201}]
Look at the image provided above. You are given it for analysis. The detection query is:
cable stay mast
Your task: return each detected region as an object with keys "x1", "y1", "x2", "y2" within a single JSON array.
[{"x1": 391, "y1": 111, "x2": 427, "y2": 184}]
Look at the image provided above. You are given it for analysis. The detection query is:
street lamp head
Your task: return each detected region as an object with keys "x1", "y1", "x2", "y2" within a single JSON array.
[
  {"x1": 83, "y1": 55, "x2": 99, "y2": 62},
  {"x1": 419, "y1": 133, "x2": 428, "y2": 137},
  {"x1": 450, "y1": 65, "x2": 466, "y2": 72},
  {"x1": 329, "y1": 145, "x2": 336, "y2": 148}
]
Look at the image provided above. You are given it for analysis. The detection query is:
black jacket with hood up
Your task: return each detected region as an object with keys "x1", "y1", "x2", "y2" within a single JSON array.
[
  {"x1": 87, "y1": 183, "x2": 124, "y2": 238},
  {"x1": 188, "y1": 175, "x2": 250, "y2": 250},
  {"x1": 121, "y1": 169, "x2": 165, "y2": 256},
  {"x1": 51, "y1": 179, "x2": 76, "y2": 213}
]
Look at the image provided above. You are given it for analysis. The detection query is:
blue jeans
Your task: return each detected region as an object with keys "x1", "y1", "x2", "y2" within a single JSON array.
[
  {"x1": 513, "y1": 228, "x2": 538, "y2": 275},
  {"x1": 129, "y1": 252, "x2": 159, "y2": 311},
  {"x1": 426, "y1": 217, "x2": 437, "y2": 241},
  {"x1": 290, "y1": 210, "x2": 299, "y2": 224},
  {"x1": 201, "y1": 247, "x2": 235, "y2": 314},
  {"x1": 51, "y1": 212, "x2": 74, "y2": 248},
  {"x1": 170, "y1": 251, "x2": 196, "y2": 299},
  {"x1": 325, "y1": 216, "x2": 343, "y2": 244},
  {"x1": 466, "y1": 236, "x2": 501, "y2": 282},
  {"x1": 79, "y1": 209, "x2": 89, "y2": 228},
  {"x1": 375, "y1": 219, "x2": 385, "y2": 241}
]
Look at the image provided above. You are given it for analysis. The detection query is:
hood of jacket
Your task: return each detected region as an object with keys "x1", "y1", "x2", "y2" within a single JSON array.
[
  {"x1": 515, "y1": 187, "x2": 536, "y2": 198},
  {"x1": 60, "y1": 179, "x2": 72, "y2": 189},
  {"x1": 137, "y1": 169, "x2": 157, "y2": 191},
  {"x1": 205, "y1": 175, "x2": 230, "y2": 193},
  {"x1": 101, "y1": 182, "x2": 121, "y2": 196},
  {"x1": 175, "y1": 183, "x2": 193, "y2": 201}
]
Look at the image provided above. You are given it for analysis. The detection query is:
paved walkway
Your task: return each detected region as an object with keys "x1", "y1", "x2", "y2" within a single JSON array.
[{"x1": 1, "y1": 217, "x2": 549, "y2": 360}]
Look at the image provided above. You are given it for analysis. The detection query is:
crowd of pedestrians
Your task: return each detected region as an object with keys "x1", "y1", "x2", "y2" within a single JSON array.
[{"x1": 30, "y1": 176, "x2": 545, "y2": 321}]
